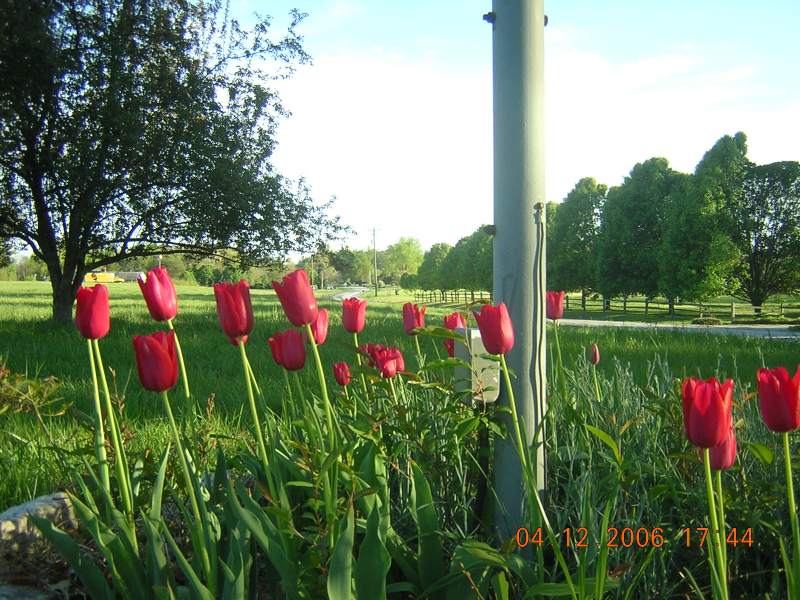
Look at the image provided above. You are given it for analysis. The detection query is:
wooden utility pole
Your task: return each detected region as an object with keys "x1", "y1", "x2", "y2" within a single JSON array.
[
  {"x1": 488, "y1": 0, "x2": 547, "y2": 538},
  {"x1": 373, "y1": 228, "x2": 379, "y2": 297}
]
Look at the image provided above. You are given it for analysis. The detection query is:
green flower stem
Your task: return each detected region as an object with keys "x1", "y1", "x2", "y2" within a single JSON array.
[
  {"x1": 281, "y1": 369, "x2": 294, "y2": 420},
  {"x1": 167, "y1": 319, "x2": 191, "y2": 402},
  {"x1": 553, "y1": 321, "x2": 568, "y2": 402},
  {"x1": 292, "y1": 371, "x2": 306, "y2": 406},
  {"x1": 591, "y1": 364, "x2": 602, "y2": 403},
  {"x1": 245, "y1": 352, "x2": 262, "y2": 397},
  {"x1": 91, "y1": 340, "x2": 133, "y2": 523},
  {"x1": 86, "y1": 339, "x2": 110, "y2": 498},
  {"x1": 499, "y1": 353, "x2": 529, "y2": 472},
  {"x1": 239, "y1": 341, "x2": 270, "y2": 477},
  {"x1": 305, "y1": 324, "x2": 335, "y2": 449},
  {"x1": 353, "y1": 332, "x2": 370, "y2": 403},
  {"x1": 388, "y1": 377, "x2": 399, "y2": 406},
  {"x1": 704, "y1": 448, "x2": 728, "y2": 598},
  {"x1": 783, "y1": 432, "x2": 800, "y2": 595},
  {"x1": 716, "y1": 469, "x2": 727, "y2": 571},
  {"x1": 161, "y1": 390, "x2": 211, "y2": 582},
  {"x1": 413, "y1": 335, "x2": 424, "y2": 370}
]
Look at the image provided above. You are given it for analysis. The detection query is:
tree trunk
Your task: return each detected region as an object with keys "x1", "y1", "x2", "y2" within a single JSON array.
[
  {"x1": 52, "y1": 278, "x2": 76, "y2": 324},
  {"x1": 581, "y1": 289, "x2": 586, "y2": 311},
  {"x1": 668, "y1": 297, "x2": 675, "y2": 316}
]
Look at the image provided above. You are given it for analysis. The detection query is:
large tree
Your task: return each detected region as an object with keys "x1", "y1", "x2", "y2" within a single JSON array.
[
  {"x1": 416, "y1": 243, "x2": 451, "y2": 294},
  {"x1": 0, "y1": 0, "x2": 341, "y2": 322},
  {"x1": 379, "y1": 237, "x2": 423, "y2": 285},
  {"x1": 729, "y1": 161, "x2": 800, "y2": 306},
  {"x1": 595, "y1": 158, "x2": 678, "y2": 299},
  {"x1": 548, "y1": 177, "x2": 605, "y2": 295}
]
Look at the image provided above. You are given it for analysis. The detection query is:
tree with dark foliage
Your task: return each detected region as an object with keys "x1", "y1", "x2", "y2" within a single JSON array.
[{"x1": 0, "y1": 0, "x2": 343, "y2": 322}]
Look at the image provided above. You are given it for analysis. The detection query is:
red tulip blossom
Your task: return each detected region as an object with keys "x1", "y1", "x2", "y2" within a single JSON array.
[
  {"x1": 443, "y1": 312, "x2": 466, "y2": 357},
  {"x1": 137, "y1": 267, "x2": 177, "y2": 322},
  {"x1": 214, "y1": 280, "x2": 254, "y2": 345},
  {"x1": 268, "y1": 330, "x2": 306, "y2": 371},
  {"x1": 756, "y1": 366, "x2": 800, "y2": 432},
  {"x1": 75, "y1": 285, "x2": 110, "y2": 340},
  {"x1": 372, "y1": 346, "x2": 405, "y2": 378},
  {"x1": 272, "y1": 269, "x2": 318, "y2": 327},
  {"x1": 402, "y1": 303, "x2": 426, "y2": 334},
  {"x1": 588, "y1": 343, "x2": 600, "y2": 365},
  {"x1": 342, "y1": 297, "x2": 367, "y2": 334},
  {"x1": 333, "y1": 362, "x2": 351, "y2": 386},
  {"x1": 308, "y1": 309, "x2": 329, "y2": 345},
  {"x1": 709, "y1": 427, "x2": 737, "y2": 470},
  {"x1": 681, "y1": 376, "x2": 733, "y2": 448},
  {"x1": 473, "y1": 303, "x2": 514, "y2": 355},
  {"x1": 546, "y1": 291, "x2": 565, "y2": 320},
  {"x1": 132, "y1": 331, "x2": 178, "y2": 392}
]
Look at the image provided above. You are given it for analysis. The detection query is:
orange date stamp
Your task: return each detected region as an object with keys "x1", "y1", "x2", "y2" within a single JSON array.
[{"x1": 515, "y1": 527, "x2": 754, "y2": 549}]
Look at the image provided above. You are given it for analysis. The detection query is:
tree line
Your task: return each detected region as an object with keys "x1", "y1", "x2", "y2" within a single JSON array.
[{"x1": 411, "y1": 132, "x2": 800, "y2": 309}]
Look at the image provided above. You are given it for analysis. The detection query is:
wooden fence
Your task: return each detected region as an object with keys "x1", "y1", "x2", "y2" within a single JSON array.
[{"x1": 412, "y1": 290, "x2": 800, "y2": 319}]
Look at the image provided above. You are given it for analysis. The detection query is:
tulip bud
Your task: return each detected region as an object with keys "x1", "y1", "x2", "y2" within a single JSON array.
[
  {"x1": 137, "y1": 267, "x2": 177, "y2": 322},
  {"x1": 342, "y1": 297, "x2": 367, "y2": 334},
  {"x1": 709, "y1": 427, "x2": 737, "y2": 470},
  {"x1": 546, "y1": 291, "x2": 565, "y2": 320},
  {"x1": 588, "y1": 343, "x2": 600, "y2": 365},
  {"x1": 756, "y1": 366, "x2": 800, "y2": 433},
  {"x1": 272, "y1": 269, "x2": 318, "y2": 327},
  {"x1": 213, "y1": 280, "x2": 254, "y2": 345},
  {"x1": 333, "y1": 362, "x2": 351, "y2": 386},
  {"x1": 472, "y1": 303, "x2": 514, "y2": 355},
  {"x1": 308, "y1": 309, "x2": 329, "y2": 345},
  {"x1": 402, "y1": 303, "x2": 426, "y2": 335},
  {"x1": 268, "y1": 330, "x2": 305, "y2": 371},
  {"x1": 681, "y1": 376, "x2": 733, "y2": 448},
  {"x1": 132, "y1": 331, "x2": 178, "y2": 392},
  {"x1": 75, "y1": 285, "x2": 110, "y2": 340}
]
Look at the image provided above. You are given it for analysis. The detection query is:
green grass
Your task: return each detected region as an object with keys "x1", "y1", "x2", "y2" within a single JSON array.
[{"x1": 3, "y1": 281, "x2": 800, "y2": 596}]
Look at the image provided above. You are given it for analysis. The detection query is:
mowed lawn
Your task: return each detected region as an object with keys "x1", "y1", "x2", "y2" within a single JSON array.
[{"x1": 1, "y1": 280, "x2": 799, "y2": 508}]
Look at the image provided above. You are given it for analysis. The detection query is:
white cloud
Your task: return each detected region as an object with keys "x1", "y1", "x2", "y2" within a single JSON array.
[{"x1": 270, "y1": 27, "x2": 800, "y2": 252}]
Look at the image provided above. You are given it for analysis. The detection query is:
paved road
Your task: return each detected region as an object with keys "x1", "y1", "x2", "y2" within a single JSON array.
[
  {"x1": 559, "y1": 318, "x2": 800, "y2": 339},
  {"x1": 330, "y1": 287, "x2": 369, "y2": 302}
]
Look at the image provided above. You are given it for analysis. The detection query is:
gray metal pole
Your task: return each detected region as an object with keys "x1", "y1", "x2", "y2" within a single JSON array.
[{"x1": 490, "y1": 0, "x2": 547, "y2": 538}]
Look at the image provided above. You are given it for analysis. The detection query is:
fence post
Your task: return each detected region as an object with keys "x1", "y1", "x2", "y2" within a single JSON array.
[
  {"x1": 731, "y1": 301, "x2": 735, "y2": 319},
  {"x1": 645, "y1": 299, "x2": 649, "y2": 315},
  {"x1": 781, "y1": 302, "x2": 785, "y2": 317},
  {"x1": 566, "y1": 295, "x2": 570, "y2": 311}
]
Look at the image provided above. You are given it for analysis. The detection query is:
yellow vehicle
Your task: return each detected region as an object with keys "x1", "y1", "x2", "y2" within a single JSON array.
[{"x1": 85, "y1": 271, "x2": 125, "y2": 284}]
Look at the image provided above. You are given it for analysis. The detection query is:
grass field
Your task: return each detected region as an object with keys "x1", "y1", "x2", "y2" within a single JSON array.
[{"x1": 2, "y1": 280, "x2": 800, "y2": 597}]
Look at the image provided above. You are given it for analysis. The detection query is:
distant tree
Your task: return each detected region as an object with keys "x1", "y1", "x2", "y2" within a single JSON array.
[
  {"x1": 658, "y1": 174, "x2": 739, "y2": 304},
  {"x1": 417, "y1": 243, "x2": 451, "y2": 294},
  {"x1": 548, "y1": 178, "x2": 606, "y2": 297},
  {"x1": 0, "y1": 238, "x2": 11, "y2": 268},
  {"x1": 440, "y1": 237, "x2": 470, "y2": 291},
  {"x1": 380, "y1": 237, "x2": 423, "y2": 285},
  {"x1": 727, "y1": 161, "x2": 800, "y2": 307},
  {"x1": 0, "y1": 0, "x2": 343, "y2": 323},
  {"x1": 458, "y1": 227, "x2": 493, "y2": 293},
  {"x1": 399, "y1": 272, "x2": 418, "y2": 290},
  {"x1": 596, "y1": 158, "x2": 678, "y2": 299}
]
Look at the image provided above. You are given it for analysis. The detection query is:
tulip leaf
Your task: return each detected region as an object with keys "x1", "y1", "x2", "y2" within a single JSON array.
[
  {"x1": 410, "y1": 463, "x2": 446, "y2": 591},
  {"x1": 355, "y1": 504, "x2": 391, "y2": 600},
  {"x1": 745, "y1": 442, "x2": 774, "y2": 465},
  {"x1": 328, "y1": 505, "x2": 355, "y2": 600},
  {"x1": 585, "y1": 424, "x2": 623, "y2": 466},
  {"x1": 418, "y1": 358, "x2": 472, "y2": 372}
]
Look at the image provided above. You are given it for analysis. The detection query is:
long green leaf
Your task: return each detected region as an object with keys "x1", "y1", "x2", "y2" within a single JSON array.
[
  {"x1": 585, "y1": 424, "x2": 623, "y2": 466},
  {"x1": 31, "y1": 515, "x2": 114, "y2": 600},
  {"x1": 328, "y1": 505, "x2": 355, "y2": 600},
  {"x1": 355, "y1": 504, "x2": 391, "y2": 600},
  {"x1": 150, "y1": 444, "x2": 171, "y2": 519},
  {"x1": 162, "y1": 523, "x2": 215, "y2": 600},
  {"x1": 410, "y1": 463, "x2": 446, "y2": 591},
  {"x1": 141, "y1": 515, "x2": 174, "y2": 596}
]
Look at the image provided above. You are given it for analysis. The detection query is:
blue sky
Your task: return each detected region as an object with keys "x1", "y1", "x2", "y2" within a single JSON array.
[{"x1": 232, "y1": 0, "x2": 800, "y2": 252}]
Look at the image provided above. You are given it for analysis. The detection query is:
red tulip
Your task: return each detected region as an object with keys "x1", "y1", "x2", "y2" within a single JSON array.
[
  {"x1": 546, "y1": 291, "x2": 565, "y2": 320},
  {"x1": 308, "y1": 308, "x2": 329, "y2": 345},
  {"x1": 472, "y1": 303, "x2": 514, "y2": 355},
  {"x1": 443, "y1": 312, "x2": 466, "y2": 357},
  {"x1": 342, "y1": 297, "x2": 367, "y2": 333},
  {"x1": 681, "y1": 376, "x2": 733, "y2": 448},
  {"x1": 361, "y1": 343, "x2": 384, "y2": 367},
  {"x1": 75, "y1": 285, "x2": 110, "y2": 339},
  {"x1": 588, "y1": 343, "x2": 600, "y2": 365},
  {"x1": 709, "y1": 427, "x2": 737, "y2": 470},
  {"x1": 372, "y1": 346, "x2": 404, "y2": 378},
  {"x1": 333, "y1": 362, "x2": 351, "y2": 386},
  {"x1": 268, "y1": 330, "x2": 306, "y2": 371},
  {"x1": 137, "y1": 267, "x2": 177, "y2": 322},
  {"x1": 756, "y1": 366, "x2": 800, "y2": 432},
  {"x1": 402, "y1": 303, "x2": 426, "y2": 334},
  {"x1": 213, "y1": 280, "x2": 254, "y2": 345},
  {"x1": 272, "y1": 269, "x2": 318, "y2": 327},
  {"x1": 132, "y1": 331, "x2": 178, "y2": 392}
]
